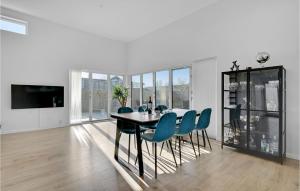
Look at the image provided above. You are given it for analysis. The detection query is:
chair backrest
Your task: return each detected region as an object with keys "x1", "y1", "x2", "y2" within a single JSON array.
[
  {"x1": 177, "y1": 110, "x2": 197, "y2": 134},
  {"x1": 230, "y1": 104, "x2": 241, "y2": 121},
  {"x1": 117, "y1": 107, "x2": 134, "y2": 130},
  {"x1": 196, "y1": 108, "x2": 212, "y2": 129},
  {"x1": 152, "y1": 112, "x2": 177, "y2": 142},
  {"x1": 155, "y1": 105, "x2": 168, "y2": 113},
  {"x1": 118, "y1": 107, "x2": 133, "y2": 113}
]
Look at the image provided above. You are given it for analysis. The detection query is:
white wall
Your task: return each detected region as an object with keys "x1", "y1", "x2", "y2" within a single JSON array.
[
  {"x1": 1, "y1": 7, "x2": 128, "y2": 133},
  {"x1": 128, "y1": 0, "x2": 299, "y2": 159}
]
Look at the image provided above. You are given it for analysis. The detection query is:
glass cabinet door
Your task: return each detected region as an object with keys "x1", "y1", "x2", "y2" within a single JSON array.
[
  {"x1": 249, "y1": 69, "x2": 280, "y2": 156},
  {"x1": 223, "y1": 72, "x2": 247, "y2": 148}
]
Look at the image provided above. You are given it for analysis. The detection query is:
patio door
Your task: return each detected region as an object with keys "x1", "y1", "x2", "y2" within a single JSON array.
[{"x1": 81, "y1": 72, "x2": 108, "y2": 121}]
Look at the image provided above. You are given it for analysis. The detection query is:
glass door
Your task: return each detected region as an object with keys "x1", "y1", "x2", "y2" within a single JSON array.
[
  {"x1": 249, "y1": 68, "x2": 280, "y2": 156},
  {"x1": 223, "y1": 71, "x2": 247, "y2": 148},
  {"x1": 91, "y1": 73, "x2": 108, "y2": 120},
  {"x1": 80, "y1": 72, "x2": 109, "y2": 121},
  {"x1": 81, "y1": 72, "x2": 91, "y2": 122}
]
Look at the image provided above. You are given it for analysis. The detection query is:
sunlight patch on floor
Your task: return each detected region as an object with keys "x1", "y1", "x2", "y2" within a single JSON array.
[{"x1": 71, "y1": 121, "x2": 212, "y2": 189}]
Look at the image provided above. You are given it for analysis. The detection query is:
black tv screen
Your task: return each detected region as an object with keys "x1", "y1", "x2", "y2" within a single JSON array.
[{"x1": 11, "y1": 84, "x2": 64, "y2": 109}]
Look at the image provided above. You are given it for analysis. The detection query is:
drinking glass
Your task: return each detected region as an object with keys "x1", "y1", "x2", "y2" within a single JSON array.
[{"x1": 142, "y1": 104, "x2": 147, "y2": 115}]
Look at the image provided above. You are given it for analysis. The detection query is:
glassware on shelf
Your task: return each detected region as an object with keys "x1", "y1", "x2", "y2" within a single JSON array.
[
  {"x1": 261, "y1": 134, "x2": 271, "y2": 153},
  {"x1": 271, "y1": 136, "x2": 278, "y2": 155},
  {"x1": 234, "y1": 137, "x2": 239, "y2": 145},
  {"x1": 228, "y1": 82, "x2": 239, "y2": 91}
]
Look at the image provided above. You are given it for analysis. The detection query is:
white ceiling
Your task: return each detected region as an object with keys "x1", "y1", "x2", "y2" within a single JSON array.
[{"x1": 2, "y1": 0, "x2": 220, "y2": 42}]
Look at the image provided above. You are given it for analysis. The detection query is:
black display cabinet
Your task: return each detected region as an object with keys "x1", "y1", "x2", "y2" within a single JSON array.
[{"x1": 221, "y1": 66, "x2": 286, "y2": 163}]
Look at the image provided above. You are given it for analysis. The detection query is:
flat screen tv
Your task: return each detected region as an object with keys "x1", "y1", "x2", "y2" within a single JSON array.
[{"x1": 11, "y1": 84, "x2": 64, "y2": 109}]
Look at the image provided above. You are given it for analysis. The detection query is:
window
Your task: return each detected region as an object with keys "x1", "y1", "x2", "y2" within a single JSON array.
[
  {"x1": 142, "y1": 73, "x2": 154, "y2": 104},
  {"x1": 110, "y1": 75, "x2": 124, "y2": 112},
  {"x1": 131, "y1": 75, "x2": 141, "y2": 110},
  {"x1": 155, "y1": 70, "x2": 169, "y2": 107},
  {"x1": 172, "y1": 68, "x2": 190, "y2": 109},
  {"x1": 0, "y1": 15, "x2": 27, "y2": 35}
]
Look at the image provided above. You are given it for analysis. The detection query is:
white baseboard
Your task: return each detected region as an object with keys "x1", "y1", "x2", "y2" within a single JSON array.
[
  {"x1": 0, "y1": 125, "x2": 67, "y2": 134},
  {"x1": 286, "y1": 153, "x2": 300, "y2": 160}
]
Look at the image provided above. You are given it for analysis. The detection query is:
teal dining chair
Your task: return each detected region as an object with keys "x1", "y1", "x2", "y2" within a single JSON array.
[
  {"x1": 194, "y1": 108, "x2": 212, "y2": 156},
  {"x1": 138, "y1": 112, "x2": 178, "y2": 179},
  {"x1": 173, "y1": 110, "x2": 197, "y2": 165},
  {"x1": 155, "y1": 105, "x2": 168, "y2": 113},
  {"x1": 117, "y1": 107, "x2": 150, "y2": 163}
]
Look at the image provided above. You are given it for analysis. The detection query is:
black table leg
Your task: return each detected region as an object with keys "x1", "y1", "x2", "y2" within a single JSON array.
[
  {"x1": 114, "y1": 122, "x2": 121, "y2": 161},
  {"x1": 135, "y1": 124, "x2": 144, "y2": 176}
]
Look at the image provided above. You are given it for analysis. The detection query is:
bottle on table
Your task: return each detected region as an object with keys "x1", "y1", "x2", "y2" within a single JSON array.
[{"x1": 147, "y1": 96, "x2": 152, "y2": 114}]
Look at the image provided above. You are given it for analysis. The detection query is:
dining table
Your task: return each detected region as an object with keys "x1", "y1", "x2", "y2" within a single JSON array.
[{"x1": 110, "y1": 108, "x2": 200, "y2": 177}]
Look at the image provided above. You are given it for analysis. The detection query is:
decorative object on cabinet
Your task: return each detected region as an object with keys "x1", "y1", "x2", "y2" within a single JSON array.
[
  {"x1": 256, "y1": 52, "x2": 270, "y2": 67},
  {"x1": 221, "y1": 65, "x2": 286, "y2": 164},
  {"x1": 230, "y1": 60, "x2": 240, "y2": 71}
]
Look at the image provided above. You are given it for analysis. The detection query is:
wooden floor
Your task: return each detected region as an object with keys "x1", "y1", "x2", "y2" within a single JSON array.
[{"x1": 1, "y1": 121, "x2": 299, "y2": 191}]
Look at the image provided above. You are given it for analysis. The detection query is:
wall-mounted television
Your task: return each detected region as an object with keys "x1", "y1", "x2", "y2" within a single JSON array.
[{"x1": 11, "y1": 84, "x2": 64, "y2": 109}]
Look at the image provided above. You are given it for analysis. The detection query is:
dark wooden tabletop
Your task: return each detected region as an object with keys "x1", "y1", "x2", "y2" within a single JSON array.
[{"x1": 110, "y1": 108, "x2": 200, "y2": 124}]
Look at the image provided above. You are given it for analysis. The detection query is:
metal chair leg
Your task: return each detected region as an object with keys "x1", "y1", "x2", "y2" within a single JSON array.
[
  {"x1": 178, "y1": 136, "x2": 182, "y2": 165},
  {"x1": 128, "y1": 135, "x2": 131, "y2": 163},
  {"x1": 134, "y1": 134, "x2": 136, "y2": 149},
  {"x1": 196, "y1": 131, "x2": 201, "y2": 156},
  {"x1": 134, "y1": 154, "x2": 138, "y2": 165},
  {"x1": 154, "y1": 142, "x2": 157, "y2": 179},
  {"x1": 202, "y1": 130, "x2": 206, "y2": 147},
  {"x1": 205, "y1": 130, "x2": 212, "y2": 150},
  {"x1": 145, "y1": 141, "x2": 151, "y2": 156},
  {"x1": 160, "y1": 141, "x2": 165, "y2": 156},
  {"x1": 168, "y1": 140, "x2": 177, "y2": 167},
  {"x1": 189, "y1": 133, "x2": 197, "y2": 158}
]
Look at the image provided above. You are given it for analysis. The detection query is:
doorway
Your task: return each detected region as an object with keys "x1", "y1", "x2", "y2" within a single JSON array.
[{"x1": 192, "y1": 57, "x2": 217, "y2": 139}]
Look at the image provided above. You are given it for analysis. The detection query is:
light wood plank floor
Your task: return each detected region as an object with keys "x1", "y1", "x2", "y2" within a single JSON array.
[{"x1": 1, "y1": 121, "x2": 299, "y2": 191}]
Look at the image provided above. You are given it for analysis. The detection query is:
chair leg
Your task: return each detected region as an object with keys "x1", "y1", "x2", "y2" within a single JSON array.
[
  {"x1": 134, "y1": 154, "x2": 138, "y2": 165},
  {"x1": 168, "y1": 140, "x2": 177, "y2": 167},
  {"x1": 145, "y1": 141, "x2": 151, "y2": 156},
  {"x1": 202, "y1": 130, "x2": 206, "y2": 147},
  {"x1": 128, "y1": 135, "x2": 131, "y2": 163},
  {"x1": 205, "y1": 130, "x2": 212, "y2": 150},
  {"x1": 189, "y1": 133, "x2": 197, "y2": 158},
  {"x1": 196, "y1": 131, "x2": 201, "y2": 157},
  {"x1": 166, "y1": 141, "x2": 169, "y2": 150},
  {"x1": 154, "y1": 142, "x2": 157, "y2": 179},
  {"x1": 160, "y1": 142, "x2": 165, "y2": 156},
  {"x1": 134, "y1": 134, "x2": 136, "y2": 149},
  {"x1": 178, "y1": 136, "x2": 182, "y2": 165}
]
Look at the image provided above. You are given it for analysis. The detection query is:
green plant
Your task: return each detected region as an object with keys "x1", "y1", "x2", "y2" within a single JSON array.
[{"x1": 112, "y1": 85, "x2": 129, "y2": 107}]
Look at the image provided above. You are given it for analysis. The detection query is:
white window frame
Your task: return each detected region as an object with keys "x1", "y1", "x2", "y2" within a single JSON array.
[{"x1": 0, "y1": 15, "x2": 28, "y2": 35}]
